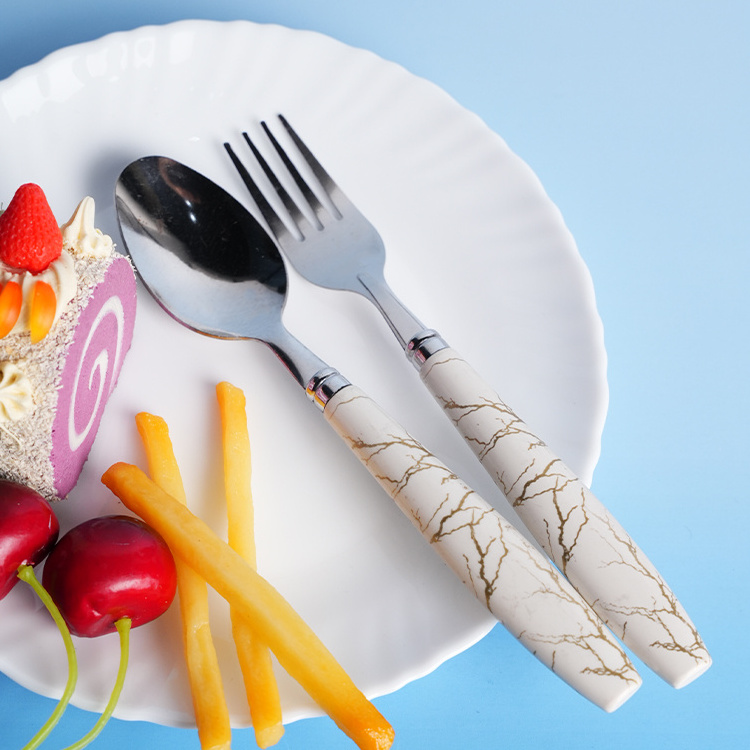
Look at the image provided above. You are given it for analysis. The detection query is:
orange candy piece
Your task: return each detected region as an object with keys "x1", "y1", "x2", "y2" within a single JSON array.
[
  {"x1": 0, "y1": 281, "x2": 23, "y2": 338},
  {"x1": 29, "y1": 280, "x2": 57, "y2": 343}
]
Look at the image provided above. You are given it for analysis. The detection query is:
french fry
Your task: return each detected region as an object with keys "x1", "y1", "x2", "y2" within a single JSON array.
[
  {"x1": 135, "y1": 413, "x2": 232, "y2": 750},
  {"x1": 216, "y1": 382, "x2": 284, "y2": 748},
  {"x1": 102, "y1": 462, "x2": 395, "y2": 750},
  {"x1": 215, "y1": 383, "x2": 257, "y2": 563}
]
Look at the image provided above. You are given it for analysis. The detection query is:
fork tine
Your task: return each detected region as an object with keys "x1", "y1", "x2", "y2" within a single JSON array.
[
  {"x1": 243, "y1": 129, "x2": 317, "y2": 232},
  {"x1": 226, "y1": 117, "x2": 346, "y2": 242},
  {"x1": 223, "y1": 139, "x2": 290, "y2": 238},
  {"x1": 276, "y1": 115, "x2": 343, "y2": 219},
  {"x1": 258, "y1": 121, "x2": 330, "y2": 225}
]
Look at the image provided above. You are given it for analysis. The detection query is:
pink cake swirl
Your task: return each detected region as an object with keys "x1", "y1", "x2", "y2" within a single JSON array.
[{"x1": 51, "y1": 256, "x2": 136, "y2": 497}]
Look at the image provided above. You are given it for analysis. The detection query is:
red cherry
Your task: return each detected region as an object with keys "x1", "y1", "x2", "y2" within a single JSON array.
[
  {"x1": 0, "y1": 479, "x2": 59, "y2": 600},
  {"x1": 42, "y1": 515, "x2": 177, "y2": 638}
]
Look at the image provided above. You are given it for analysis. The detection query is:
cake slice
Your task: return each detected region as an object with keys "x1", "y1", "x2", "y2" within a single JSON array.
[{"x1": 0, "y1": 185, "x2": 137, "y2": 500}]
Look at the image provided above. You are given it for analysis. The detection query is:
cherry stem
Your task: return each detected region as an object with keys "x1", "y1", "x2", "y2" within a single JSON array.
[
  {"x1": 63, "y1": 616, "x2": 132, "y2": 750},
  {"x1": 17, "y1": 563, "x2": 78, "y2": 750}
]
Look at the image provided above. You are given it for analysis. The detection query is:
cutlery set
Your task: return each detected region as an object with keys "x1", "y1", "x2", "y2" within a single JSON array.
[{"x1": 114, "y1": 116, "x2": 710, "y2": 712}]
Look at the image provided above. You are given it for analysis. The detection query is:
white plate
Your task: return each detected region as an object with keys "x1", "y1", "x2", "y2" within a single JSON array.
[{"x1": 0, "y1": 20, "x2": 608, "y2": 727}]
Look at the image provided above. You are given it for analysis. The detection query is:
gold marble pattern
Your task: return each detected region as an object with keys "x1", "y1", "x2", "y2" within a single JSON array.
[
  {"x1": 421, "y1": 348, "x2": 711, "y2": 688},
  {"x1": 324, "y1": 385, "x2": 641, "y2": 711}
]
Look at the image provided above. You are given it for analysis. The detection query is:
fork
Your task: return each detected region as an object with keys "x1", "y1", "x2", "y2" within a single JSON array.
[{"x1": 224, "y1": 116, "x2": 711, "y2": 689}]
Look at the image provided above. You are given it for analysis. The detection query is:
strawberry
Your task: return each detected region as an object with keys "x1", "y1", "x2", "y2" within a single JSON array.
[{"x1": 0, "y1": 183, "x2": 63, "y2": 274}]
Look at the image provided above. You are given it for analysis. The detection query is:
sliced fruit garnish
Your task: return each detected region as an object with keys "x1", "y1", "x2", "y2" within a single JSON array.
[
  {"x1": 0, "y1": 281, "x2": 23, "y2": 338},
  {"x1": 29, "y1": 280, "x2": 57, "y2": 343}
]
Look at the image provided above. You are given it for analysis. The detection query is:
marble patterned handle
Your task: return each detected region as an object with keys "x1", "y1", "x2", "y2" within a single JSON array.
[
  {"x1": 419, "y1": 347, "x2": 711, "y2": 688},
  {"x1": 323, "y1": 384, "x2": 641, "y2": 712}
]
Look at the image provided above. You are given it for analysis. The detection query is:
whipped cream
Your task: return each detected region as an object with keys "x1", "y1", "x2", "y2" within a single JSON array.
[
  {"x1": 0, "y1": 362, "x2": 33, "y2": 422},
  {"x1": 61, "y1": 197, "x2": 114, "y2": 259}
]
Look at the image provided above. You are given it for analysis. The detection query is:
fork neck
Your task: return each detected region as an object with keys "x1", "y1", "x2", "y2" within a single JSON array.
[{"x1": 356, "y1": 271, "x2": 448, "y2": 368}]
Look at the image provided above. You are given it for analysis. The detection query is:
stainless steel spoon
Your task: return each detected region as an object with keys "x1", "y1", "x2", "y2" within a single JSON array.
[{"x1": 115, "y1": 156, "x2": 641, "y2": 711}]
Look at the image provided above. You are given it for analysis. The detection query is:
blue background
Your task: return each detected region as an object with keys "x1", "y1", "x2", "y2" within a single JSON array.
[{"x1": 1, "y1": 1, "x2": 747, "y2": 748}]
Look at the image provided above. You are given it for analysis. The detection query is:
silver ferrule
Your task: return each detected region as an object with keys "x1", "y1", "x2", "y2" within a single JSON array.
[
  {"x1": 306, "y1": 367, "x2": 351, "y2": 410},
  {"x1": 406, "y1": 329, "x2": 449, "y2": 370}
]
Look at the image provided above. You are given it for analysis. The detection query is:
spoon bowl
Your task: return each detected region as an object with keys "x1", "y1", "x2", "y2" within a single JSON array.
[{"x1": 115, "y1": 156, "x2": 324, "y2": 383}]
